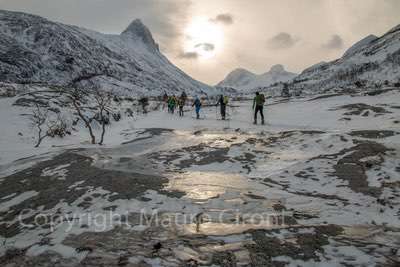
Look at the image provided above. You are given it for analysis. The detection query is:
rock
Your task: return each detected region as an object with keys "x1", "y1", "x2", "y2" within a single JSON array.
[
  {"x1": 340, "y1": 117, "x2": 352, "y2": 121},
  {"x1": 75, "y1": 246, "x2": 94, "y2": 253},
  {"x1": 362, "y1": 110, "x2": 370, "y2": 116},
  {"x1": 153, "y1": 242, "x2": 162, "y2": 251},
  {"x1": 377, "y1": 198, "x2": 387, "y2": 206},
  {"x1": 117, "y1": 254, "x2": 130, "y2": 266},
  {"x1": 186, "y1": 259, "x2": 199, "y2": 267},
  {"x1": 3, "y1": 248, "x2": 25, "y2": 260},
  {"x1": 359, "y1": 155, "x2": 383, "y2": 168}
]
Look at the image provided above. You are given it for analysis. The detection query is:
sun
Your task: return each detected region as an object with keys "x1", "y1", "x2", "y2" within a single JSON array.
[{"x1": 183, "y1": 17, "x2": 224, "y2": 59}]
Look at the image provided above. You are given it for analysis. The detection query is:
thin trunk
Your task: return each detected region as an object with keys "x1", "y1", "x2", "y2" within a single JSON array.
[
  {"x1": 35, "y1": 126, "x2": 48, "y2": 148},
  {"x1": 88, "y1": 127, "x2": 96, "y2": 145},
  {"x1": 99, "y1": 108, "x2": 106, "y2": 145},
  {"x1": 34, "y1": 126, "x2": 42, "y2": 148},
  {"x1": 72, "y1": 99, "x2": 96, "y2": 144}
]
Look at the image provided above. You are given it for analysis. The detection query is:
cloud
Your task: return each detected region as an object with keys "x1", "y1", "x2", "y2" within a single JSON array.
[
  {"x1": 178, "y1": 51, "x2": 199, "y2": 59},
  {"x1": 267, "y1": 32, "x2": 299, "y2": 49},
  {"x1": 322, "y1": 34, "x2": 344, "y2": 49},
  {"x1": 210, "y1": 13, "x2": 234, "y2": 25},
  {"x1": 195, "y1": 43, "x2": 215, "y2": 51}
]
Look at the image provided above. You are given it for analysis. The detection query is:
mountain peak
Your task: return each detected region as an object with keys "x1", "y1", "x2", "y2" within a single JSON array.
[
  {"x1": 123, "y1": 19, "x2": 145, "y2": 32},
  {"x1": 218, "y1": 64, "x2": 296, "y2": 90},
  {"x1": 269, "y1": 64, "x2": 285, "y2": 73},
  {"x1": 217, "y1": 68, "x2": 255, "y2": 87},
  {"x1": 121, "y1": 19, "x2": 159, "y2": 51},
  {"x1": 230, "y1": 68, "x2": 255, "y2": 75}
]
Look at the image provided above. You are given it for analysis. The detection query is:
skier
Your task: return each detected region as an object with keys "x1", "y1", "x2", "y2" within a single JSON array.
[
  {"x1": 192, "y1": 96, "x2": 202, "y2": 119},
  {"x1": 162, "y1": 92, "x2": 168, "y2": 111},
  {"x1": 139, "y1": 97, "x2": 149, "y2": 114},
  {"x1": 168, "y1": 95, "x2": 177, "y2": 114},
  {"x1": 180, "y1": 91, "x2": 187, "y2": 101},
  {"x1": 253, "y1": 92, "x2": 265, "y2": 125},
  {"x1": 216, "y1": 95, "x2": 229, "y2": 120},
  {"x1": 281, "y1": 83, "x2": 290, "y2": 97},
  {"x1": 178, "y1": 95, "x2": 185, "y2": 117},
  {"x1": 167, "y1": 96, "x2": 171, "y2": 113}
]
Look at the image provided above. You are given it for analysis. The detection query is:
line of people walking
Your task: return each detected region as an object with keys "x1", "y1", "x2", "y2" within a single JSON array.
[
  {"x1": 162, "y1": 91, "x2": 266, "y2": 124},
  {"x1": 163, "y1": 91, "x2": 203, "y2": 119},
  {"x1": 163, "y1": 92, "x2": 187, "y2": 116}
]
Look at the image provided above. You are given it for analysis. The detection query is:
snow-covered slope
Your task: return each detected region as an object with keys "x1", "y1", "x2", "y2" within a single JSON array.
[
  {"x1": 218, "y1": 64, "x2": 297, "y2": 92},
  {"x1": 290, "y1": 24, "x2": 400, "y2": 93},
  {"x1": 342, "y1": 34, "x2": 378, "y2": 58},
  {"x1": 0, "y1": 10, "x2": 215, "y2": 96},
  {"x1": 217, "y1": 68, "x2": 257, "y2": 89}
]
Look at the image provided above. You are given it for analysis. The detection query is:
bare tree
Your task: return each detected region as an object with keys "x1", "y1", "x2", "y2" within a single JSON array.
[
  {"x1": 29, "y1": 103, "x2": 48, "y2": 148},
  {"x1": 64, "y1": 88, "x2": 97, "y2": 144},
  {"x1": 29, "y1": 103, "x2": 67, "y2": 148},
  {"x1": 62, "y1": 87, "x2": 114, "y2": 145},
  {"x1": 93, "y1": 90, "x2": 112, "y2": 145}
]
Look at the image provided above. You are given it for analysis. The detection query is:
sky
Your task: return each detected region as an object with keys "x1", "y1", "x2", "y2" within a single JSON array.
[{"x1": 0, "y1": 0, "x2": 399, "y2": 85}]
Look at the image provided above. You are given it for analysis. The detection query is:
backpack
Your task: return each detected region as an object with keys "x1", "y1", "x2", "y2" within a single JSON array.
[
  {"x1": 223, "y1": 96, "x2": 229, "y2": 105},
  {"x1": 260, "y1": 94, "x2": 265, "y2": 103}
]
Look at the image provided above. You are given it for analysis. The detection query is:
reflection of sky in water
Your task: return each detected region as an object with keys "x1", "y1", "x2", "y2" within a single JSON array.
[{"x1": 168, "y1": 171, "x2": 252, "y2": 200}]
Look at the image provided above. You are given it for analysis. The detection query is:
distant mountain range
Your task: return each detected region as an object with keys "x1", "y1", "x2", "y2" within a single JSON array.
[
  {"x1": 219, "y1": 23, "x2": 400, "y2": 94},
  {"x1": 217, "y1": 64, "x2": 297, "y2": 92},
  {"x1": 290, "y1": 24, "x2": 400, "y2": 93},
  {"x1": 0, "y1": 10, "x2": 215, "y2": 96}
]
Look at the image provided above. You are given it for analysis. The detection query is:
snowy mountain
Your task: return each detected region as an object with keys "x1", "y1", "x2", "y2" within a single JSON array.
[
  {"x1": 218, "y1": 64, "x2": 297, "y2": 92},
  {"x1": 290, "y1": 24, "x2": 400, "y2": 93},
  {"x1": 342, "y1": 34, "x2": 378, "y2": 58},
  {"x1": 217, "y1": 68, "x2": 257, "y2": 89},
  {"x1": 0, "y1": 10, "x2": 215, "y2": 96}
]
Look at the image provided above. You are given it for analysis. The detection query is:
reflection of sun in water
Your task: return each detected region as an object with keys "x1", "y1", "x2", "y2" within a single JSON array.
[{"x1": 184, "y1": 17, "x2": 224, "y2": 59}]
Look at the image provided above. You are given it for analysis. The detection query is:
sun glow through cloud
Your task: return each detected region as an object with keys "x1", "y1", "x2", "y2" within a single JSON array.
[{"x1": 183, "y1": 17, "x2": 224, "y2": 59}]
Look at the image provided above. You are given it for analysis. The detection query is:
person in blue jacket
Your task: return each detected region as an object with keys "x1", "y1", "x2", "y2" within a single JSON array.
[{"x1": 192, "y1": 97, "x2": 202, "y2": 119}]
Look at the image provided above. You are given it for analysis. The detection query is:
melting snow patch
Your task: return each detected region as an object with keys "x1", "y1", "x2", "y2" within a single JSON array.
[
  {"x1": 1, "y1": 192, "x2": 17, "y2": 200},
  {"x1": 41, "y1": 164, "x2": 70, "y2": 180},
  {"x1": 68, "y1": 180, "x2": 86, "y2": 190},
  {"x1": 0, "y1": 190, "x2": 38, "y2": 212}
]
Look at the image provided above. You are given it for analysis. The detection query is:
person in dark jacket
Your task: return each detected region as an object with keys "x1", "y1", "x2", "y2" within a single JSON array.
[
  {"x1": 253, "y1": 92, "x2": 265, "y2": 125},
  {"x1": 181, "y1": 91, "x2": 187, "y2": 101},
  {"x1": 162, "y1": 92, "x2": 168, "y2": 111},
  {"x1": 178, "y1": 96, "x2": 185, "y2": 117},
  {"x1": 216, "y1": 95, "x2": 228, "y2": 120}
]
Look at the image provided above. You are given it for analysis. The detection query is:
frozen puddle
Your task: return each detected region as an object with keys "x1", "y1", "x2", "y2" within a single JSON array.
[
  {"x1": 168, "y1": 171, "x2": 255, "y2": 200},
  {"x1": 164, "y1": 171, "x2": 293, "y2": 237},
  {"x1": 180, "y1": 221, "x2": 290, "y2": 236}
]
